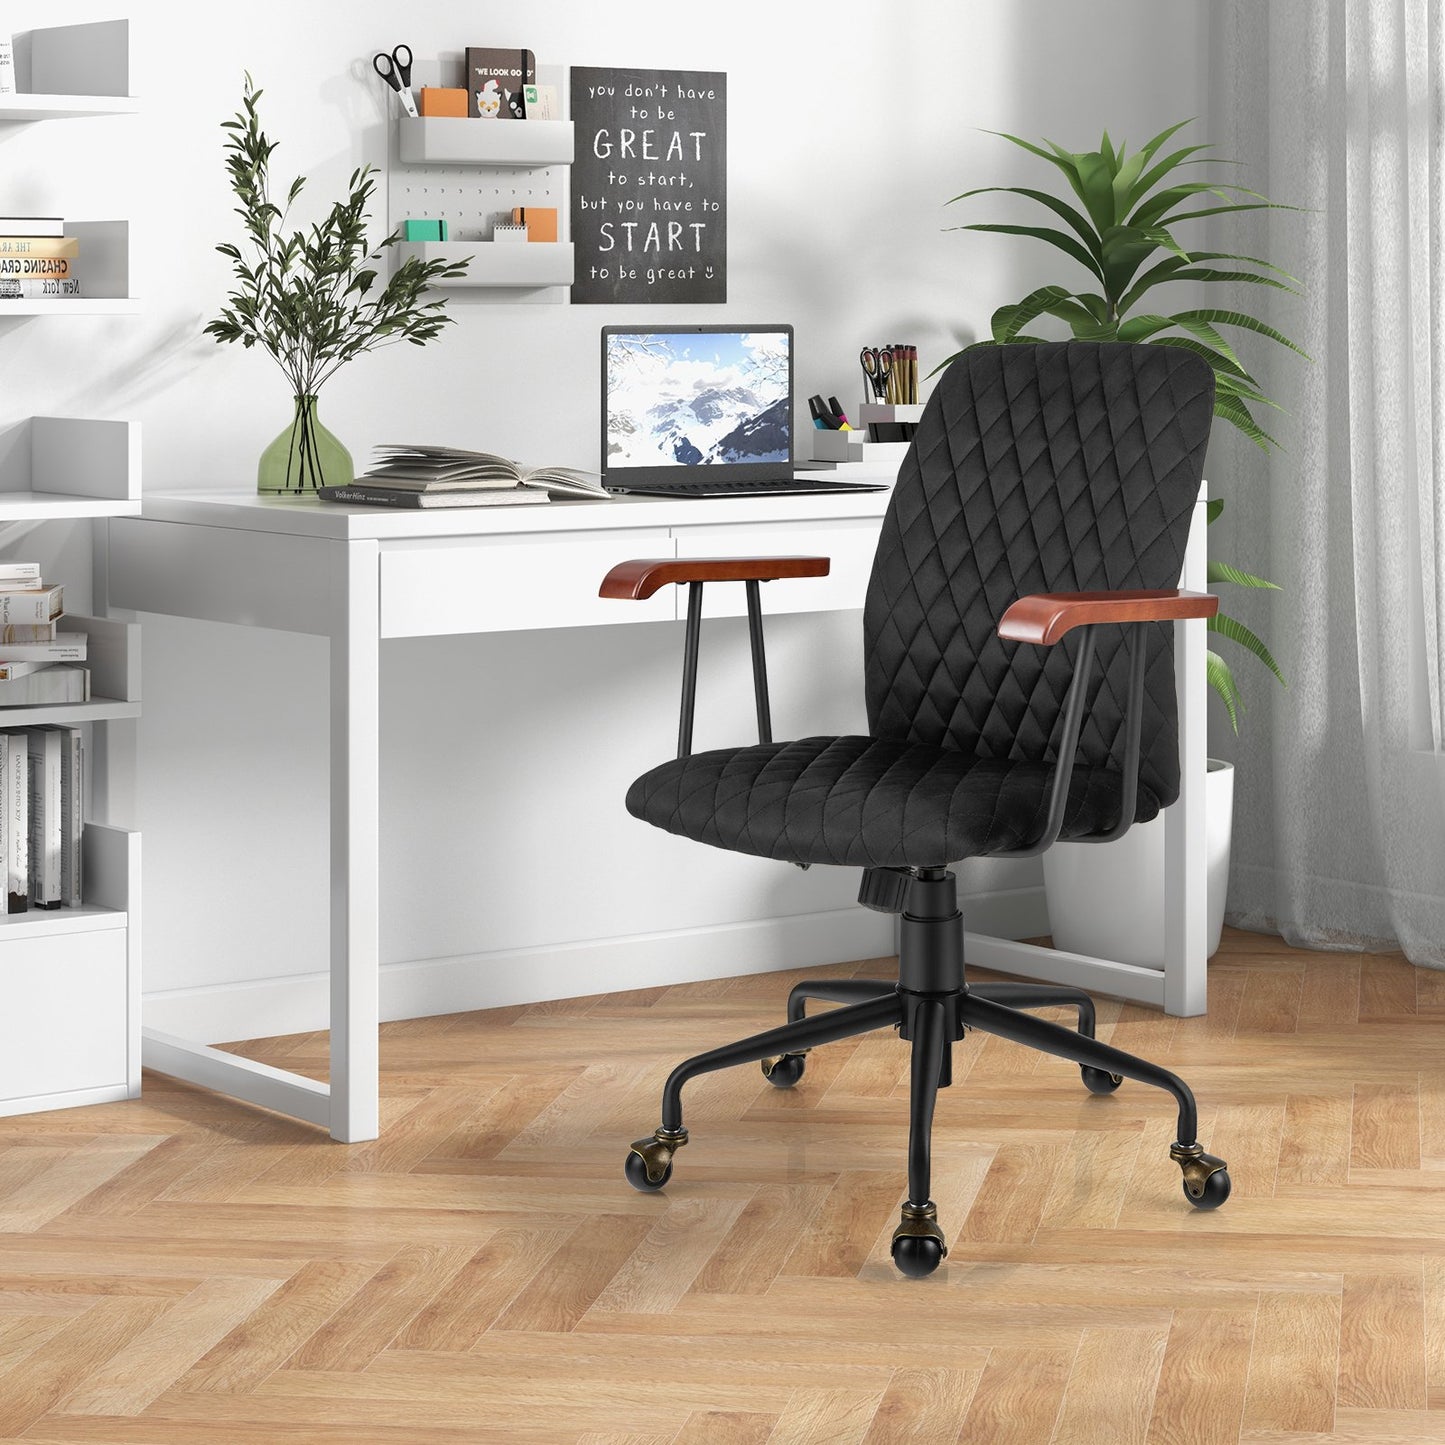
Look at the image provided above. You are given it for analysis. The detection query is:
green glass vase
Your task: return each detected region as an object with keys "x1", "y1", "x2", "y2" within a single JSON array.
[{"x1": 257, "y1": 394, "x2": 353, "y2": 494}]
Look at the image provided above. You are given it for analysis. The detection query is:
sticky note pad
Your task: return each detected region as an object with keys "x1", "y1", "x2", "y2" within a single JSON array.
[
  {"x1": 419, "y1": 87, "x2": 468, "y2": 118},
  {"x1": 402, "y1": 219, "x2": 448, "y2": 242}
]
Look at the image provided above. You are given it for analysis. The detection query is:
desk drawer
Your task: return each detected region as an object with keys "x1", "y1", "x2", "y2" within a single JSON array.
[
  {"x1": 380, "y1": 529, "x2": 676, "y2": 638},
  {"x1": 675, "y1": 518, "x2": 882, "y2": 620}
]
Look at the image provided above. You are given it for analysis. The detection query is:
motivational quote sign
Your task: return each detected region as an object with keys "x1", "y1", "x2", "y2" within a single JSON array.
[{"x1": 569, "y1": 67, "x2": 726, "y2": 305}]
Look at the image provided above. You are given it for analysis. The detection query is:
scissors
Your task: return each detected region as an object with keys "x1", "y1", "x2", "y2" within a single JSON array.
[
  {"x1": 372, "y1": 43, "x2": 418, "y2": 118},
  {"x1": 860, "y1": 347, "x2": 893, "y2": 402}
]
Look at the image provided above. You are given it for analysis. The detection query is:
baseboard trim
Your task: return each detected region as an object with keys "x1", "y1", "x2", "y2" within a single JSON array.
[{"x1": 142, "y1": 886, "x2": 1048, "y2": 1045}]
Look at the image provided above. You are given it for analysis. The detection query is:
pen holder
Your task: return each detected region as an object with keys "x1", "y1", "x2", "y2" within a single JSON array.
[
  {"x1": 811, "y1": 431, "x2": 911, "y2": 465},
  {"x1": 857, "y1": 404, "x2": 925, "y2": 445}
]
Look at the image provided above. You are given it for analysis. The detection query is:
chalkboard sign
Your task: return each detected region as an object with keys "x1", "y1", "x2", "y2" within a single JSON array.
[{"x1": 569, "y1": 67, "x2": 726, "y2": 305}]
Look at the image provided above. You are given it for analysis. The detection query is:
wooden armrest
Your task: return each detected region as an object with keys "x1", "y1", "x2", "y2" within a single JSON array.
[
  {"x1": 600, "y1": 556, "x2": 831, "y2": 600},
  {"x1": 998, "y1": 589, "x2": 1219, "y2": 645}
]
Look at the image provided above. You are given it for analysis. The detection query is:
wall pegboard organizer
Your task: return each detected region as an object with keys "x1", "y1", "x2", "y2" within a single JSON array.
[
  {"x1": 395, "y1": 240, "x2": 574, "y2": 291},
  {"x1": 387, "y1": 61, "x2": 572, "y2": 304},
  {"x1": 398, "y1": 117, "x2": 573, "y2": 167}
]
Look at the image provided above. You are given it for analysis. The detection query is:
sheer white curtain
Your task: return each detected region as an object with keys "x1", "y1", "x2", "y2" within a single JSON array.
[{"x1": 1216, "y1": 0, "x2": 1445, "y2": 963}]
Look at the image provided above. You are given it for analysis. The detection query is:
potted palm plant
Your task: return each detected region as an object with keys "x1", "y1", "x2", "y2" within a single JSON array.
[{"x1": 948, "y1": 122, "x2": 1298, "y2": 960}]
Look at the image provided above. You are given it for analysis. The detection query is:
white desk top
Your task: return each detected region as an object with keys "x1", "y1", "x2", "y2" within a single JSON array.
[{"x1": 138, "y1": 485, "x2": 896, "y2": 541}]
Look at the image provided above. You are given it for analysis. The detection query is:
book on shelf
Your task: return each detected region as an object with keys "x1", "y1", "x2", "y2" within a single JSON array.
[
  {"x1": 0, "y1": 660, "x2": 47, "y2": 681},
  {"x1": 25, "y1": 727, "x2": 61, "y2": 909},
  {"x1": 0, "y1": 623, "x2": 60, "y2": 645},
  {"x1": 365, "y1": 445, "x2": 609, "y2": 499},
  {"x1": 0, "y1": 563, "x2": 41, "y2": 584},
  {"x1": 0, "y1": 256, "x2": 75, "y2": 279},
  {"x1": 317, "y1": 484, "x2": 550, "y2": 510},
  {"x1": 0, "y1": 585, "x2": 63, "y2": 626},
  {"x1": 0, "y1": 733, "x2": 24, "y2": 913},
  {"x1": 52, "y1": 726, "x2": 82, "y2": 908},
  {"x1": 0, "y1": 218, "x2": 63, "y2": 237},
  {"x1": 0, "y1": 664, "x2": 90, "y2": 705},
  {"x1": 0, "y1": 277, "x2": 81, "y2": 300},
  {"x1": 465, "y1": 47, "x2": 535, "y2": 118},
  {"x1": 0, "y1": 633, "x2": 86, "y2": 662},
  {"x1": 0, "y1": 236, "x2": 78, "y2": 258}
]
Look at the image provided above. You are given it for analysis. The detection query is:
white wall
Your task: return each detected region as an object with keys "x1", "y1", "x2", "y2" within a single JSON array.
[{"x1": 0, "y1": 1, "x2": 1213, "y2": 1037}]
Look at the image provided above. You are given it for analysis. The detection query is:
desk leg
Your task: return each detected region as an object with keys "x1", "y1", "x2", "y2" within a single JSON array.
[
  {"x1": 329, "y1": 540, "x2": 382, "y2": 1141},
  {"x1": 1164, "y1": 499, "x2": 1208, "y2": 1017}
]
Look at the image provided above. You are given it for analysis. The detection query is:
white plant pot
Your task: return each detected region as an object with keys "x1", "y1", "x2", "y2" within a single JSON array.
[{"x1": 1040, "y1": 759, "x2": 1234, "y2": 967}]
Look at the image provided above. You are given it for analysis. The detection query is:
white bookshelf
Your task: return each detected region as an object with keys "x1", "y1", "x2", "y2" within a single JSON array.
[{"x1": 0, "y1": 19, "x2": 141, "y2": 1119}]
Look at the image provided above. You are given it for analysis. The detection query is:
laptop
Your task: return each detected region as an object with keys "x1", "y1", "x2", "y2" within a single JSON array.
[{"x1": 599, "y1": 324, "x2": 891, "y2": 497}]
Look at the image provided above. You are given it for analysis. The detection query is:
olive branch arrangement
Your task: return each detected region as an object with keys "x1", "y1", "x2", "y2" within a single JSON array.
[{"x1": 205, "y1": 77, "x2": 468, "y2": 485}]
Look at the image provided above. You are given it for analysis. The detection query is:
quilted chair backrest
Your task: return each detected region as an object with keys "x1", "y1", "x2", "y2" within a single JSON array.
[{"x1": 862, "y1": 341, "x2": 1215, "y2": 810}]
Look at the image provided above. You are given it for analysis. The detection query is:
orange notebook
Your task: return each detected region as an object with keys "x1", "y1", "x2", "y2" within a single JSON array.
[{"x1": 511, "y1": 206, "x2": 558, "y2": 243}]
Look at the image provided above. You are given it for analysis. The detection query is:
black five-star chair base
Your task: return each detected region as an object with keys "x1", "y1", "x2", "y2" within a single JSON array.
[{"x1": 625, "y1": 867, "x2": 1230, "y2": 1278}]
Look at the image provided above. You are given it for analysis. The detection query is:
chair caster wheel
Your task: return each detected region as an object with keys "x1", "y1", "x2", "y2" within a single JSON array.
[
  {"x1": 1081, "y1": 1066, "x2": 1123, "y2": 1094},
  {"x1": 890, "y1": 1200, "x2": 947, "y2": 1278},
  {"x1": 761, "y1": 1053, "x2": 806, "y2": 1088},
  {"x1": 1184, "y1": 1167, "x2": 1231, "y2": 1210},
  {"x1": 624, "y1": 1129, "x2": 687, "y2": 1193},
  {"x1": 1170, "y1": 1142, "x2": 1230, "y2": 1210},
  {"x1": 892, "y1": 1234, "x2": 945, "y2": 1278}
]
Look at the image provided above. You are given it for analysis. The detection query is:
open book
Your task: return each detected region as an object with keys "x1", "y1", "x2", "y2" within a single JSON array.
[{"x1": 364, "y1": 445, "x2": 609, "y2": 500}]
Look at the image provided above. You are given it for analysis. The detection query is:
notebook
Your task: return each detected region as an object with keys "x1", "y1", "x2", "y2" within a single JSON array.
[{"x1": 599, "y1": 324, "x2": 889, "y2": 497}]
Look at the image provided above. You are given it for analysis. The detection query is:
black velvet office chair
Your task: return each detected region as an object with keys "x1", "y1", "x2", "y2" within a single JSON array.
[{"x1": 601, "y1": 341, "x2": 1230, "y2": 1278}]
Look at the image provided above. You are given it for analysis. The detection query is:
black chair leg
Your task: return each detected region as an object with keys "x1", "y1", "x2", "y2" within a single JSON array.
[
  {"x1": 961, "y1": 993, "x2": 1231, "y2": 1209},
  {"x1": 891, "y1": 998, "x2": 950, "y2": 1277},
  {"x1": 787, "y1": 977, "x2": 897, "y2": 1023},
  {"x1": 624, "y1": 993, "x2": 902, "y2": 1194},
  {"x1": 968, "y1": 981, "x2": 1096, "y2": 1035},
  {"x1": 966, "y1": 981, "x2": 1121, "y2": 1095}
]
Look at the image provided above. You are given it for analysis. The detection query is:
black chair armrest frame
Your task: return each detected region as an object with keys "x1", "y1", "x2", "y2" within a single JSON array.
[
  {"x1": 600, "y1": 557, "x2": 831, "y2": 757},
  {"x1": 996, "y1": 589, "x2": 1217, "y2": 859}
]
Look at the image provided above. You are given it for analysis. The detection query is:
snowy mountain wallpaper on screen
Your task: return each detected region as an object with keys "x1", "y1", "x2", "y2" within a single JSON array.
[{"x1": 605, "y1": 331, "x2": 791, "y2": 468}]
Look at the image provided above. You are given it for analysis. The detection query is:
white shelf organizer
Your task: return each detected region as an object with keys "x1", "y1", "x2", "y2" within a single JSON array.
[
  {"x1": 387, "y1": 61, "x2": 574, "y2": 303},
  {"x1": 0, "y1": 22, "x2": 137, "y2": 315},
  {"x1": 0, "y1": 19, "x2": 142, "y2": 1118}
]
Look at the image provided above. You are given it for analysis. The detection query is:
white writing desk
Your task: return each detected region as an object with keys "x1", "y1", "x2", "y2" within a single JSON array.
[{"x1": 105, "y1": 487, "x2": 1207, "y2": 1142}]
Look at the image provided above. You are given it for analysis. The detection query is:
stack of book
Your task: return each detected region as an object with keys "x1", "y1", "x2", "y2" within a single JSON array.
[
  {"x1": 0, "y1": 218, "x2": 81, "y2": 301},
  {"x1": 0, "y1": 563, "x2": 89, "y2": 705},
  {"x1": 318, "y1": 445, "x2": 610, "y2": 509},
  {"x1": 0, "y1": 725, "x2": 84, "y2": 913}
]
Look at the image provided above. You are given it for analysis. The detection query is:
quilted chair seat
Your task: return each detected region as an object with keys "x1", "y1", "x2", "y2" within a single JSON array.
[{"x1": 627, "y1": 735, "x2": 1163, "y2": 869}]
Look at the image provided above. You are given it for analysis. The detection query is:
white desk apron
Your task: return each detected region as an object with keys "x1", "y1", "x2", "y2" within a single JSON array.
[{"x1": 105, "y1": 488, "x2": 1208, "y2": 1142}]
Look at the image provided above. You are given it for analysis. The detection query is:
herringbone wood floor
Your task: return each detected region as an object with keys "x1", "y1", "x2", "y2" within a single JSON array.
[{"x1": 0, "y1": 929, "x2": 1442, "y2": 1443}]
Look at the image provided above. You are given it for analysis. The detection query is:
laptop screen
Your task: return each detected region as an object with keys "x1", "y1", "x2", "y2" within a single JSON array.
[{"x1": 601, "y1": 325, "x2": 794, "y2": 487}]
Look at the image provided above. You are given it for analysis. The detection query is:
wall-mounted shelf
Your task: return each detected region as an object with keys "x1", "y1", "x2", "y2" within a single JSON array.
[
  {"x1": 399, "y1": 116, "x2": 573, "y2": 167},
  {"x1": 0, "y1": 221, "x2": 134, "y2": 313},
  {"x1": 0, "y1": 93, "x2": 137, "y2": 122},
  {"x1": 398, "y1": 239, "x2": 575, "y2": 291},
  {"x1": 388, "y1": 63, "x2": 570, "y2": 305},
  {"x1": 0, "y1": 417, "x2": 141, "y2": 511},
  {"x1": 7, "y1": 19, "x2": 130, "y2": 107}
]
